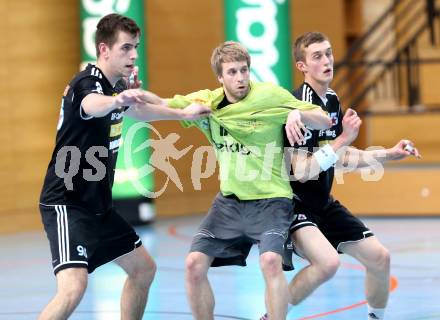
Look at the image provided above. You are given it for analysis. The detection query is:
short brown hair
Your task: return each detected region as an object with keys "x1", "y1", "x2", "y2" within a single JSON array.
[
  {"x1": 293, "y1": 32, "x2": 329, "y2": 62},
  {"x1": 95, "y1": 13, "x2": 140, "y2": 57},
  {"x1": 210, "y1": 41, "x2": 251, "y2": 77}
]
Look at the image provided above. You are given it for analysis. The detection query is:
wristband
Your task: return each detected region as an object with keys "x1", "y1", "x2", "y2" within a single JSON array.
[{"x1": 313, "y1": 144, "x2": 339, "y2": 171}]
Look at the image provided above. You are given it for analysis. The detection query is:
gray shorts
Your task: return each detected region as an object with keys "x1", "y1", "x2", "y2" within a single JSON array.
[{"x1": 190, "y1": 193, "x2": 295, "y2": 271}]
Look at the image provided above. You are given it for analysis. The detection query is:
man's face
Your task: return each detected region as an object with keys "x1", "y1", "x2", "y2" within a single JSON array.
[
  {"x1": 218, "y1": 60, "x2": 250, "y2": 103},
  {"x1": 101, "y1": 30, "x2": 139, "y2": 80},
  {"x1": 297, "y1": 40, "x2": 333, "y2": 86}
]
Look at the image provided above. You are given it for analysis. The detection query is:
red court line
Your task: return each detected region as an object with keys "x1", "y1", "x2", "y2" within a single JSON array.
[
  {"x1": 168, "y1": 223, "x2": 399, "y2": 319},
  {"x1": 168, "y1": 224, "x2": 192, "y2": 241},
  {"x1": 298, "y1": 277, "x2": 398, "y2": 319}
]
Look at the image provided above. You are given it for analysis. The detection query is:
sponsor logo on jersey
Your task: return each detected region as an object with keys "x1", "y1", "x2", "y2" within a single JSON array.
[
  {"x1": 319, "y1": 129, "x2": 337, "y2": 138},
  {"x1": 92, "y1": 81, "x2": 103, "y2": 94},
  {"x1": 236, "y1": 119, "x2": 261, "y2": 129},
  {"x1": 109, "y1": 138, "x2": 122, "y2": 150},
  {"x1": 111, "y1": 111, "x2": 124, "y2": 121},
  {"x1": 329, "y1": 112, "x2": 339, "y2": 126},
  {"x1": 215, "y1": 141, "x2": 251, "y2": 155},
  {"x1": 109, "y1": 123, "x2": 123, "y2": 137}
]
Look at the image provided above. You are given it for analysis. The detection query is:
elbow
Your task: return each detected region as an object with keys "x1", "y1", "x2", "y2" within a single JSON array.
[
  {"x1": 307, "y1": 116, "x2": 332, "y2": 130},
  {"x1": 320, "y1": 116, "x2": 332, "y2": 129}
]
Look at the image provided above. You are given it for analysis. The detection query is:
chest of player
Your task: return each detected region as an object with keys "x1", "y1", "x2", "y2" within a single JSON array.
[{"x1": 209, "y1": 117, "x2": 283, "y2": 156}]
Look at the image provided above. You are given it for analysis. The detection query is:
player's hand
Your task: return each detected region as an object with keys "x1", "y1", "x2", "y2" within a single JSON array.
[
  {"x1": 339, "y1": 108, "x2": 361, "y2": 146},
  {"x1": 387, "y1": 139, "x2": 421, "y2": 160},
  {"x1": 182, "y1": 103, "x2": 212, "y2": 120},
  {"x1": 123, "y1": 66, "x2": 143, "y2": 89},
  {"x1": 286, "y1": 109, "x2": 306, "y2": 145},
  {"x1": 115, "y1": 89, "x2": 145, "y2": 106}
]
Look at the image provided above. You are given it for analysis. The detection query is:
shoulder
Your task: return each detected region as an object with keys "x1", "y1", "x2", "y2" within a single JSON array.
[
  {"x1": 70, "y1": 65, "x2": 107, "y2": 90},
  {"x1": 326, "y1": 87, "x2": 339, "y2": 101},
  {"x1": 71, "y1": 65, "x2": 102, "y2": 83},
  {"x1": 293, "y1": 83, "x2": 315, "y2": 103},
  {"x1": 186, "y1": 88, "x2": 219, "y2": 105},
  {"x1": 326, "y1": 87, "x2": 341, "y2": 107},
  {"x1": 253, "y1": 82, "x2": 291, "y2": 97},
  {"x1": 254, "y1": 81, "x2": 279, "y2": 90}
]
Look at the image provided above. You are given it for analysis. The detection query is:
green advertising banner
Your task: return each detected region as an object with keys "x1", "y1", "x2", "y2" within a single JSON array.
[
  {"x1": 224, "y1": 0, "x2": 292, "y2": 89},
  {"x1": 80, "y1": 1, "x2": 154, "y2": 222}
]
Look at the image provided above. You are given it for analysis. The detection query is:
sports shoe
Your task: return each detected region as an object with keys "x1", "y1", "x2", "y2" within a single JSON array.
[{"x1": 259, "y1": 313, "x2": 268, "y2": 320}]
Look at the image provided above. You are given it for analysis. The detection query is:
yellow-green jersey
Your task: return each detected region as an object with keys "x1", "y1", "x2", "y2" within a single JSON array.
[{"x1": 167, "y1": 81, "x2": 319, "y2": 200}]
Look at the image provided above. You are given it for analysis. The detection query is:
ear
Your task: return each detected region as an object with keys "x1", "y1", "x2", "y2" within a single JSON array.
[
  {"x1": 296, "y1": 61, "x2": 307, "y2": 73},
  {"x1": 217, "y1": 75, "x2": 224, "y2": 84},
  {"x1": 98, "y1": 42, "x2": 109, "y2": 59}
]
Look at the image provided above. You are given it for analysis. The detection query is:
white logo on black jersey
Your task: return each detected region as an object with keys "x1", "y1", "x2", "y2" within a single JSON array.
[
  {"x1": 90, "y1": 67, "x2": 103, "y2": 78},
  {"x1": 111, "y1": 111, "x2": 124, "y2": 120},
  {"x1": 329, "y1": 112, "x2": 339, "y2": 126},
  {"x1": 57, "y1": 99, "x2": 64, "y2": 131},
  {"x1": 304, "y1": 128, "x2": 312, "y2": 142},
  {"x1": 92, "y1": 82, "x2": 103, "y2": 94}
]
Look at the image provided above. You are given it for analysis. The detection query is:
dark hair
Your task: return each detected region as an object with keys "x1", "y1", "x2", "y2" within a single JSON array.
[
  {"x1": 293, "y1": 32, "x2": 329, "y2": 62},
  {"x1": 95, "y1": 13, "x2": 140, "y2": 57}
]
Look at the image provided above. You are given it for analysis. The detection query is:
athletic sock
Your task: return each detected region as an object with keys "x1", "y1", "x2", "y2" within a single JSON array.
[{"x1": 368, "y1": 306, "x2": 385, "y2": 319}]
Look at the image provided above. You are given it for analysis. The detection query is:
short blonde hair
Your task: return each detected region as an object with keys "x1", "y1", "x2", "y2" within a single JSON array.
[{"x1": 210, "y1": 41, "x2": 251, "y2": 77}]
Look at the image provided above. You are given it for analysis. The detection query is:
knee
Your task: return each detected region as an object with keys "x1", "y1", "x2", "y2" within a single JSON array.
[
  {"x1": 185, "y1": 253, "x2": 209, "y2": 284},
  {"x1": 130, "y1": 255, "x2": 157, "y2": 288},
  {"x1": 315, "y1": 254, "x2": 340, "y2": 282},
  {"x1": 362, "y1": 245, "x2": 391, "y2": 275},
  {"x1": 56, "y1": 271, "x2": 88, "y2": 305},
  {"x1": 370, "y1": 247, "x2": 391, "y2": 273},
  {"x1": 260, "y1": 252, "x2": 283, "y2": 277}
]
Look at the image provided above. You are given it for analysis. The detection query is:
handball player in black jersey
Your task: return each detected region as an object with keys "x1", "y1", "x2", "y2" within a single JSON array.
[
  {"x1": 38, "y1": 13, "x2": 211, "y2": 320},
  {"x1": 260, "y1": 32, "x2": 420, "y2": 320}
]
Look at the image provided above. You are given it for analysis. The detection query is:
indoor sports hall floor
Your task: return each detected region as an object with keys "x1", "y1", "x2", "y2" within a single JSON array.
[{"x1": 1, "y1": 215, "x2": 439, "y2": 320}]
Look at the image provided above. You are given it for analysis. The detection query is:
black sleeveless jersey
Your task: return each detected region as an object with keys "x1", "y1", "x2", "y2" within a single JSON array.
[
  {"x1": 40, "y1": 64, "x2": 127, "y2": 214},
  {"x1": 288, "y1": 82, "x2": 343, "y2": 210}
]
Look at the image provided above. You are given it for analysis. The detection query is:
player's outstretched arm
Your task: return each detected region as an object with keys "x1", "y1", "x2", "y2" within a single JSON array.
[
  {"x1": 285, "y1": 108, "x2": 331, "y2": 146},
  {"x1": 125, "y1": 91, "x2": 212, "y2": 121},
  {"x1": 290, "y1": 108, "x2": 361, "y2": 181},
  {"x1": 300, "y1": 108, "x2": 332, "y2": 130},
  {"x1": 340, "y1": 139, "x2": 421, "y2": 170},
  {"x1": 81, "y1": 89, "x2": 146, "y2": 118}
]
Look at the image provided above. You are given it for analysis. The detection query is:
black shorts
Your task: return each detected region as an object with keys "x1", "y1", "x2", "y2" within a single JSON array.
[
  {"x1": 290, "y1": 198, "x2": 373, "y2": 253},
  {"x1": 190, "y1": 193, "x2": 294, "y2": 271},
  {"x1": 40, "y1": 204, "x2": 142, "y2": 274}
]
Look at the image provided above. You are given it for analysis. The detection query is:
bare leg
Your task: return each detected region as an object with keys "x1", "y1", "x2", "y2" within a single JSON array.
[
  {"x1": 260, "y1": 252, "x2": 288, "y2": 320},
  {"x1": 38, "y1": 267, "x2": 88, "y2": 320},
  {"x1": 339, "y1": 236, "x2": 390, "y2": 309},
  {"x1": 185, "y1": 252, "x2": 214, "y2": 320},
  {"x1": 288, "y1": 226, "x2": 340, "y2": 305},
  {"x1": 115, "y1": 246, "x2": 156, "y2": 320}
]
